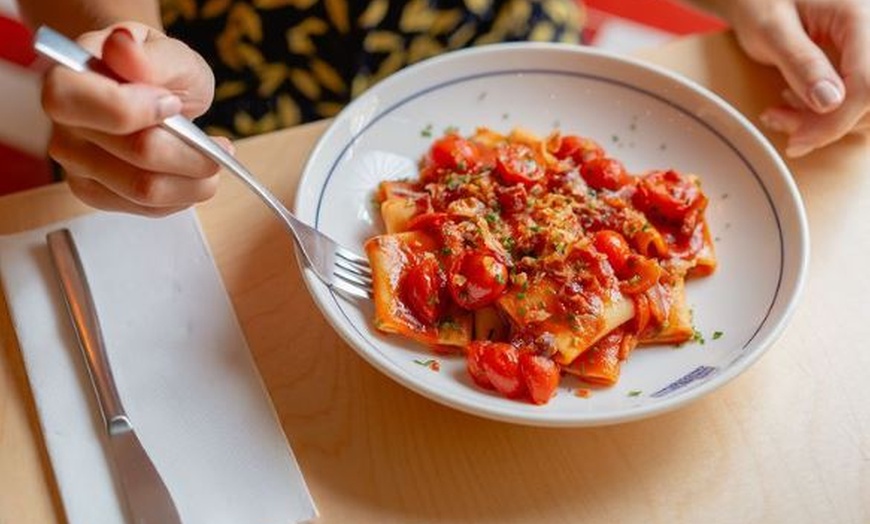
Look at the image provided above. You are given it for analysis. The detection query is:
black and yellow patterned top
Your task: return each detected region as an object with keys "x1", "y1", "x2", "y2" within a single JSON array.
[{"x1": 160, "y1": 0, "x2": 585, "y2": 137}]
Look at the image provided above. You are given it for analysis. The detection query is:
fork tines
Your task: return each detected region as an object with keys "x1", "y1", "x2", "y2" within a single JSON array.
[{"x1": 332, "y1": 248, "x2": 373, "y2": 299}]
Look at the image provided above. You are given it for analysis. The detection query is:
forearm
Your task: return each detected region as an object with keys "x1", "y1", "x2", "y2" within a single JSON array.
[{"x1": 17, "y1": 0, "x2": 162, "y2": 37}]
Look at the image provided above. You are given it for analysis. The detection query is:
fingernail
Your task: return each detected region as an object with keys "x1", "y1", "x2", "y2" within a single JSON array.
[
  {"x1": 111, "y1": 27, "x2": 135, "y2": 43},
  {"x1": 809, "y1": 79, "x2": 844, "y2": 111},
  {"x1": 216, "y1": 136, "x2": 236, "y2": 155},
  {"x1": 156, "y1": 94, "x2": 182, "y2": 119},
  {"x1": 785, "y1": 141, "x2": 814, "y2": 158}
]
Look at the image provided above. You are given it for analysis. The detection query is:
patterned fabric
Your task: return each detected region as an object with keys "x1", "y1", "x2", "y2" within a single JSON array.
[{"x1": 160, "y1": 0, "x2": 585, "y2": 137}]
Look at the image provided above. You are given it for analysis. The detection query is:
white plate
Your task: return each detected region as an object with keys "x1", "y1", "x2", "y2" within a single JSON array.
[{"x1": 294, "y1": 43, "x2": 809, "y2": 427}]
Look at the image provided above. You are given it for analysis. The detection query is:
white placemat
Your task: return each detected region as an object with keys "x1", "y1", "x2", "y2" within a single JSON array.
[{"x1": 0, "y1": 209, "x2": 317, "y2": 524}]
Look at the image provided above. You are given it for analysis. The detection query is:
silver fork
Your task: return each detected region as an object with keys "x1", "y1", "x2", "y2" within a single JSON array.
[{"x1": 34, "y1": 26, "x2": 372, "y2": 299}]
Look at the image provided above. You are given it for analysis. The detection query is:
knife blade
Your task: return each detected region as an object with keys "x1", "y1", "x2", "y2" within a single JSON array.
[{"x1": 47, "y1": 229, "x2": 183, "y2": 524}]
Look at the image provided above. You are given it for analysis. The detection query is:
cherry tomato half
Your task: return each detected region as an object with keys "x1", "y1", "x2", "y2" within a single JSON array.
[
  {"x1": 633, "y1": 169, "x2": 706, "y2": 225},
  {"x1": 400, "y1": 255, "x2": 446, "y2": 325},
  {"x1": 467, "y1": 341, "x2": 494, "y2": 389},
  {"x1": 496, "y1": 184, "x2": 528, "y2": 215},
  {"x1": 593, "y1": 230, "x2": 631, "y2": 274},
  {"x1": 449, "y1": 251, "x2": 508, "y2": 310},
  {"x1": 518, "y1": 353, "x2": 560, "y2": 405},
  {"x1": 428, "y1": 134, "x2": 481, "y2": 173},
  {"x1": 479, "y1": 341, "x2": 526, "y2": 398},
  {"x1": 406, "y1": 212, "x2": 449, "y2": 233},
  {"x1": 554, "y1": 135, "x2": 604, "y2": 165},
  {"x1": 495, "y1": 143, "x2": 545, "y2": 186},
  {"x1": 581, "y1": 157, "x2": 633, "y2": 191}
]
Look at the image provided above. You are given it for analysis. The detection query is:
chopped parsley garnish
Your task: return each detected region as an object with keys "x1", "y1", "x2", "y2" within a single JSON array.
[
  {"x1": 421, "y1": 124, "x2": 433, "y2": 138},
  {"x1": 502, "y1": 236, "x2": 516, "y2": 251},
  {"x1": 413, "y1": 359, "x2": 441, "y2": 371},
  {"x1": 628, "y1": 390, "x2": 642, "y2": 397},
  {"x1": 692, "y1": 328, "x2": 706, "y2": 345},
  {"x1": 712, "y1": 331, "x2": 724, "y2": 340},
  {"x1": 444, "y1": 125, "x2": 459, "y2": 135}
]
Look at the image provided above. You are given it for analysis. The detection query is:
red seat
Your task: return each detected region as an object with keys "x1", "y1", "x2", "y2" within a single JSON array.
[
  {"x1": 583, "y1": 0, "x2": 727, "y2": 36},
  {"x1": 0, "y1": 15, "x2": 53, "y2": 195}
]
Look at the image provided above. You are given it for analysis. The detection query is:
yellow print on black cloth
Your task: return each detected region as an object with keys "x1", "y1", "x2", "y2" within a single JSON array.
[{"x1": 161, "y1": 0, "x2": 585, "y2": 137}]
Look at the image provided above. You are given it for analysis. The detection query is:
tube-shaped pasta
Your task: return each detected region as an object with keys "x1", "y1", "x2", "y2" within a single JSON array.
[
  {"x1": 563, "y1": 328, "x2": 638, "y2": 386},
  {"x1": 632, "y1": 224, "x2": 669, "y2": 258},
  {"x1": 498, "y1": 276, "x2": 635, "y2": 365},
  {"x1": 365, "y1": 231, "x2": 472, "y2": 347}
]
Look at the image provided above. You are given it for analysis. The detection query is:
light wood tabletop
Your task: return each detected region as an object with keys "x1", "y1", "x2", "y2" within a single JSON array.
[{"x1": 1, "y1": 32, "x2": 868, "y2": 524}]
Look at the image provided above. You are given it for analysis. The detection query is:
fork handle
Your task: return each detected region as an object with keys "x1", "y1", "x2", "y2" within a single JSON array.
[
  {"x1": 160, "y1": 115, "x2": 297, "y2": 223},
  {"x1": 47, "y1": 229, "x2": 129, "y2": 435}
]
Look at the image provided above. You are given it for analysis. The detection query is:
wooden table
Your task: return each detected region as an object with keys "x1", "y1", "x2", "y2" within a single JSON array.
[{"x1": 2, "y1": 32, "x2": 868, "y2": 524}]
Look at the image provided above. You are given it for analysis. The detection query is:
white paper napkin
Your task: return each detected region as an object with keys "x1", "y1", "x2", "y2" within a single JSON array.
[{"x1": 0, "y1": 209, "x2": 317, "y2": 524}]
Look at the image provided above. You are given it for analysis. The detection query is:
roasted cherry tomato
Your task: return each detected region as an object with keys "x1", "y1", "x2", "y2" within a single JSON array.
[
  {"x1": 633, "y1": 169, "x2": 706, "y2": 225},
  {"x1": 467, "y1": 340, "x2": 494, "y2": 389},
  {"x1": 479, "y1": 342, "x2": 525, "y2": 398},
  {"x1": 400, "y1": 255, "x2": 446, "y2": 325},
  {"x1": 664, "y1": 221, "x2": 705, "y2": 260},
  {"x1": 593, "y1": 230, "x2": 631, "y2": 274},
  {"x1": 495, "y1": 143, "x2": 545, "y2": 186},
  {"x1": 449, "y1": 251, "x2": 508, "y2": 310},
  {"x1": 429, "y1": 134, "x2": 481, "y2": 173},
  {"x1": 553, "y1": 135, "x2": 604, "y2": 165},
  {"x1": 581, "y1": 157, "x2": 633, "y2": 191},
  {"x1": 518, "y1": 353, "x2": 560, "y2": 405},
  {"x1": 406, "y1": 212, "x2": 449, "y2": 233},
  {"x1": 496, "y1": 184, "x2": 528, "y2": 215}
]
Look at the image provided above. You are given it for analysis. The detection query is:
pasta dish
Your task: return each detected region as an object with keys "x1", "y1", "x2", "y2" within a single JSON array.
[{"x1": 365, "y1": 128, "x2": 715, "y2": 404}]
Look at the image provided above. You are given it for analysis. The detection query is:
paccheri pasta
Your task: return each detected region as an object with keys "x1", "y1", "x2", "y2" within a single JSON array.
[{"x1": 365, "y1": 127, "x2": 716, "y2": 405}]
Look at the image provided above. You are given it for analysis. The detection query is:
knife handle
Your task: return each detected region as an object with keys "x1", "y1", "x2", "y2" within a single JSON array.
[{"x1": 47, "y1": 229, "x2": 131, "y2": 436}]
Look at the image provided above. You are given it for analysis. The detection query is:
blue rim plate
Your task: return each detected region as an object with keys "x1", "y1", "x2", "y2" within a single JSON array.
[{"x1": 293, "y1": 43, "x2": 809, "y2": 427}]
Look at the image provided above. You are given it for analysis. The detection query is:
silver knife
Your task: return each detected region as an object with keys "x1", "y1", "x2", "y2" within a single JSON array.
[{"x1": 47, "y1": 229, "x2": 183, "y2": 524}]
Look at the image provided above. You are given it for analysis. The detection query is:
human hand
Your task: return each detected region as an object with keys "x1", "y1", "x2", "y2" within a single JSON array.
[
  {"x1": 723, "y1": 0, "x2": 870, "y2": 157},
  {"x1": 42, "y1": 23, "x2": 228, "y2": 216}
]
